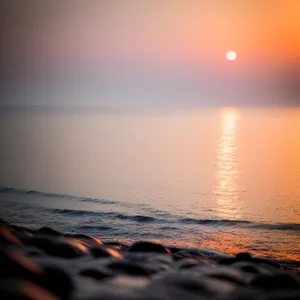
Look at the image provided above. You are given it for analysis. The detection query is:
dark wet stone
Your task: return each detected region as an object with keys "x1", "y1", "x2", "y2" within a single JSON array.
[
  {"x1": 80, "y1": 268, "x2": 114, "y2": 280},
  {"x1": 219, "y1": 252, "x2": 252, "y2": 266},
  {"x1": 0, "y1": 280, "x2": 24, "y2": 300},
  {"x1": 37, "y1": 227, "x2": 61, "y2": 237},
  {"x1": 104, "y1": 241, "x2": 128, "y2": 251},
  {"x1": 146, "y1": 254, "x2": 174, "y2": 270},
  {"x1": 108, "y1": 260, "x2": 155, "y2": 276},
  {"x1": 2, "y1": 221, "x2": 300, "y2": 300},
  {"x1": 168, "y1": 246, "x2": 182, "y2": 254},
  {"x1": 10, "y1": 224, "x2": 35, "y2": 235},
  {"x1": 236, "y1": 252, "x2": 252, "y2": 261},
  {"x1": 208, "y1": 272, "x2": 246, "y2": 286},
  {"x1": 21, "y1": 246, "x2": 46, "y2": 258},
  {"x1": 65, "y1": 233, "x2": 102, "y2": 245},
  {"x1": 153, "y1": 272, "x2": 211, "y2": 294},
  {"x1": 189, "y1": 265, "x2": 250, "y2": 286},
  {"x1": 125, "y1": 252, "x2": 172, "y2": 263},
  {"x1": 252, "y1": 257, "x2": 281, "y2": 269},
  {"x1": 226, "y1": 288, "x2": 300, "y2": 300},
  {"x1": 128, "y1": 241, "x2": 170, "y2": 254},
  {"x1": 219, "y1": 257, "x2": 236, "y2": 265},
  {"x1": 0, "y1": 249, "x2": 73, "y2": 298},
  {"x1": 176, "y1": 258, "x2": 208, "y2": 269},
  {"x1": 90, "y1": 246, "x2": 115, "y2": 258},
  {"x1": 219, "y1": 253, "x2": 281, "y2": 270},
  {"x1": 152, "y1": 271, "x2": 236, "y2": 297},
  {"x1": 0, "y1": 250, "x2": 43, "y2": 279},
  {"x1": 124, "y1": 253, "x2": 173, "y2": 274},
  {"x1": 0, "y1": 279, "x2": 59, "y2": 300},
  {"x1": 251, "y1": 273, "x2": 300, "y2": 290},
  {"x1": 21, "y1": 236, "x2": 86, "y2": 258},
  {"x1": 0, "y1": 218, "x2": 8, "y2": 225},
  {"x1": 232, "y1": 261, "x2": 271, "y2": 275},
  {"x1": 263, "y1": 291, "x2": 300, "y2": 300},
  {"x1": 73, "y1": 276, "x2": 150, "y2": 300},
  {"x1": 172, "y1": 248, "x2": 208, "y2": 261},
  {"x1": 0, "y1": 225, "x2": 21, "y2": 245},
  {"x1": 36, "y1": 265, "x2": 74, "y2": 299}
]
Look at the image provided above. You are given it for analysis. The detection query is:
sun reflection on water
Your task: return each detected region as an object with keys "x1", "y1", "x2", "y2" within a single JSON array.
[{"x1": 215, "y1": 107, "x2": 242, "y2": 220}]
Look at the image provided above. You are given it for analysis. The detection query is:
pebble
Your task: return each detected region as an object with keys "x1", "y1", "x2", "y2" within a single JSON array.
[
  {"x1": 128, "y1": 241, "x2": 171, "y2": 254},
  {"x1": 21, "y1": 236, "x2": 86, "y2": 258},
  {"x1": 0, "y1": 222, "x2": 299, "y2": 300}
]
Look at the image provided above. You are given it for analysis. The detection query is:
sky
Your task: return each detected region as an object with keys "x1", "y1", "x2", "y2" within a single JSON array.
[{"x1": 1, "y1": 0, "x2": 300, "y2": 107}]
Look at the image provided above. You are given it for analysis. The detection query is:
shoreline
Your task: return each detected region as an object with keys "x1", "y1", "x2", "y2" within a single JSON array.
[
  {"x1": 1, "y1": 219, "x2": 300, "y2": 299},
  {"x1": 1, "y1": 185, "x2": 299, "y2": 263},
  {"x1": 2, "y1": 219, "x2": 300, "y2": 271}
]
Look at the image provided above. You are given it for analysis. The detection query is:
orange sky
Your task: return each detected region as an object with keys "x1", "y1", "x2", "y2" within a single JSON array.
[{"x1": 2, "y1": 0, "x2": 300, "y2": 73}]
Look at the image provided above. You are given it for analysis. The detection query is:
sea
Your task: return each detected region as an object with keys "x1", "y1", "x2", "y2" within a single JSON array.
[{"x1": 0, "y1": 106, "x2": 299, "y2": 262}]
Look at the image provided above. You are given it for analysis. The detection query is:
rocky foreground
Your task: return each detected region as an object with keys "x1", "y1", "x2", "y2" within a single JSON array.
[{"x1": 0, "y1": 220, "x2": 300, "y2": 300}]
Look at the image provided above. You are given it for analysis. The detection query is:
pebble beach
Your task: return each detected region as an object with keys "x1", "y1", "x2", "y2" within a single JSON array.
[{"x1": 1, "y1": 219, "x2": 299, "y2": 300}]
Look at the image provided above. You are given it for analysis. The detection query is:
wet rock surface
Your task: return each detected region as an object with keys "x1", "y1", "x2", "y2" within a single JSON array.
[{"x1": 0, "y1": 221, "x2": 299, "y2": 300}]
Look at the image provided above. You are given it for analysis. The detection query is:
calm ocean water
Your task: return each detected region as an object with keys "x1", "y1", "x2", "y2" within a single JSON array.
[{"x1": 0, "y1": 106, "x2": 299, "y2": 261}]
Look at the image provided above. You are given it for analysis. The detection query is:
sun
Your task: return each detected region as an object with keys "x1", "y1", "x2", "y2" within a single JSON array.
[{"x1": 226, "y1": 51, "x2": 236, "y2": 61}]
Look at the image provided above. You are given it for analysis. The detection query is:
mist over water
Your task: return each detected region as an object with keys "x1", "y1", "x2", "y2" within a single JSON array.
[
  {"x1": 0, "y1": 105, "x2": 299, "y2": 261},
  {"x1": 1, "y1": 0, "x2": 300, "y2": 274}
]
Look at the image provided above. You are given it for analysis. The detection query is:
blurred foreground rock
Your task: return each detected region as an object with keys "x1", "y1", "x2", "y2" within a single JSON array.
[{"x1": 0, "y1": 221, "x2": 299, "y2": 300}]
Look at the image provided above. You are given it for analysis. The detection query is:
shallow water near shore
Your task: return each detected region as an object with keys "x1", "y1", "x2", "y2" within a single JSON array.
[{"x1": 0, "y1": 106, "x2": 299, "y2": 261}]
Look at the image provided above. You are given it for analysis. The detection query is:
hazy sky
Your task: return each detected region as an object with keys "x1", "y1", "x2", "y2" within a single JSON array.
[{"x1": 1, "y1": 0, "x2": 300, "y2": 106}]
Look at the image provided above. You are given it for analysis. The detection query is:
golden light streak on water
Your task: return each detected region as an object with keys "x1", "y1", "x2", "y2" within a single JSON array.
[{"x1": 215, "y1": 107, "x2": 242, "y2": 220}]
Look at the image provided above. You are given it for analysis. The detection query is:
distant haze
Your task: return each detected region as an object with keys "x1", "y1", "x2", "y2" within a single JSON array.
[{"x1": 1, "y1": 0, "x2": 300, "y2": 107}]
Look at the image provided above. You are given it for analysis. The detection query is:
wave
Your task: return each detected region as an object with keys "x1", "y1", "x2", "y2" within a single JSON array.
[
  {"x1": 52, "y1": 208, "x2": 157, "y2": 223},
  {"x1": 78, "y1": 225, "x2": 112, "y2": 231},
  {"x1": 79, "y1": 198, "x2": 119, "y2": 205},
  {"x1": 0, "y1": 186, "x2": 173, "y2": 218},
  {"x1": 50, "y1": 208, "x2": 300, "y2": 231},
  {"x1": 179, "y1": 218, "x2": 252, "y2": 225},
  {"x1": 2, "y1": 186, "x2": 299, "y2": 232},
  {"x1": 180, "y1": 218, "x2": 300, "y2": 231},
  {"x1": 0, "y1": 186, "x2": 159, "y2": 211},
  {"x1": 0, "y1": 186, "x2": 121, "y2": 205},
  {"x1": 253, "y1": 223, "x2": 300, "y2": 231}
]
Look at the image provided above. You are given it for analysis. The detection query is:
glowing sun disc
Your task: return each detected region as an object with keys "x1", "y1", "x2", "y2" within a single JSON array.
[{"x1": 226, "y1": 51, "x2": 236, "y2": 61}]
